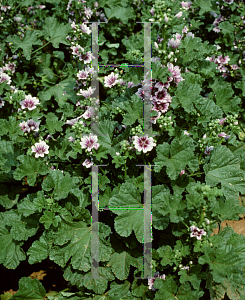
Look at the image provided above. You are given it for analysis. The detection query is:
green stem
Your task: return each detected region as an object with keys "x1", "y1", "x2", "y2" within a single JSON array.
[
  {"x1": 187, "y1": 172, "x2": 204, "y2": 177},
  {"x1": 31, "y1": 41, "x2": 51, "y2": 56},
  {"x1": 99, "y1": 166, "x2": 106, "y2": 175},
  {"x1": 124, "y1": 158, "x2": 127, "y2": 180},
  {"x1": 162, "y1": 26, "x2": 166, "y2": 51},
  {"x1": 200, "y1": 207, "x2": 206, "y2": 224}
]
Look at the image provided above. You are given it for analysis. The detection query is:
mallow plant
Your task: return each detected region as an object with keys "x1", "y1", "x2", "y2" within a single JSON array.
[{"x1": 0, "y1": 0, "x2": 245, "y2": 299}]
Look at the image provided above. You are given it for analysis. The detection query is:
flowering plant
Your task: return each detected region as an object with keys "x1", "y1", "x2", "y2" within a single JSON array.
[{"x1": 0, "y1": 0, "x2": 245, "y2": 299}]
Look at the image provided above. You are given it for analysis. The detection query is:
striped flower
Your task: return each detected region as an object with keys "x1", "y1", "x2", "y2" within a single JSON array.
[
  {"x1": 31, "y1": 141, "x2": 49, "y2": 158},
  {"x1": 104, "y1": 72, "x2": 119, "y2": 88},
  {"x1": 20, "y1": 95, "x2": 40, "y2": 110},
  {"x1": 80, "y1": 133, "x2": 100, "y2": 152},
  {"x1": 132, "y1": 134, "x2": 156, "y2": 153}
]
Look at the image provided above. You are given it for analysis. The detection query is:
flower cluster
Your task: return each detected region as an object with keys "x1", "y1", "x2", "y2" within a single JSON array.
[
  {"x1": 19, "y1": 119, "x2": 40, "y2": 133},
  {"x1": 206, "y1": 54, "x2": 233, "y2": 78}
]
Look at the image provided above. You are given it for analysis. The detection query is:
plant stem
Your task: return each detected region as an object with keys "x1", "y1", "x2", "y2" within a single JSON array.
[
  {"x1": 31, "y1": 41, "x2": 51, "y2": 56},
  {"x1": 162, "y1": 26, "x2": 166, "y2": 51},
  {"x1": 124, "y1": 158, "x2": 127, "y2": 180},
  {"x1": 187, "y1": 172, "x2": 204, "y2": 177}
]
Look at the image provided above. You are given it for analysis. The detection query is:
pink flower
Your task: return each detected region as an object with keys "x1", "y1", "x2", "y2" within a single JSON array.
[
  {"x1": 82, "y1": 106, "x2": 95, "y2": 119},
  {"x1": 19, "y1": 119, "x2": 40, "y2": 133},
  {"x1": 218, "y1": 132, "x2": 226, "y2": 137},
  {"x1": 217, "y1": 55, "x2": 230, "y2": 64},
  {"x1": 82, "y1": 158, "x2": 93, "y2": 168},
  {"x1": 80, "y1": 133, "x2": 100, "y2": 151},
  {"x1": 83, "y1": 6, "x2": 93, "y2": 19},
  {"x1": 167, "y1": 63, "x2": 184, "y2": 85},
  {"x1": 77, "y1": 86, "x2": 96, "y2": 98},
  {"x1": 31, "y1": 141, "x2": 49, "y2": 158},
  {"x1": 204, "y1": 146, "x2": 214, "y2": 155},
  {"x1": 168, "y1": 38, "x2": 181, "y2": 49},
  {"x1": 132, "y1": 134, "x2": 156, "y2": 153},
  {"x1": 0, "y1": 72, "x2": 11, "y2": 84},
  {"x1": 218, "y1": 117, "x2": 227, "y2": 125},
  {"x1": 180, "y1": 1, "x2": 192, "y2": 8},
  {"x1": 77, "y1": 69, "x2": 89, "y2": 80},
  {"x1": 180, "y1": 170, "x2": 185, "y2": 176},
  {"x1": 80, "y1": 23, "x2": 91, "y2": 34},
  {"x1": 182, "y1": 26, "x2": 189, "y2": 33},
  {"x1": 104, "y1": 72, "x2": 119, "y2": 88},
  {"x1": 20, "y1": 95, "x2": 40, "y2": 110},
  {"x1": 175, "y1": 11, "x2": 183, "y2": 19},
  {"x1": 81, "y1": 51, "x2": 95, "y2": 64},
  {"x1": 68, "y1": 136, "x2": 75, "y2": 142},
  {"x1": 65, "y1": 115, "x2": 83, "y2": 125},
  {"x1": 152, "y1": 101, "x2": 170, "y2": 113},
  {"x1": 231, "y1": 64, "x2": 240, "y2": 70},
  {"x1": 71, "y1": 44, "x2": 84, "y2": 57}
]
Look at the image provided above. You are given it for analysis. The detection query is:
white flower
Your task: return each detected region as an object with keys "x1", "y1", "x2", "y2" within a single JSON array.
[
  {"x1": 80, "y1": 23, "x2": 91, "y2": 34},
  {"x1": 20, "y1": 95, "x2": 40, "y2": 110},
  {"x1": 104, "y1": 72, "x2": 119, "y2": 88},
  {"x1": 0, "y1": 72, "x2": 11, "y2": 84},
  {"x1": 77, "y1": 86, "x2": 96, "y2": 98},
  {"x1": 82, "y1": 158, "x2": 93, "y2": 168},
  {"x1": 190, "y1": 225, "x2": 207, "y2": 240},
  {"x1": 132, "y1": 134, "x2": 156, "y2": 153},
  {"x1": 31, "y1": 141, "x2": 49, "y2": 158},
  {"x1": 80, "y1": 133, "x2": 100, "y2": 151},
  {"x1": 175, "y1": 11, "x2": 183, "y2": 18}
]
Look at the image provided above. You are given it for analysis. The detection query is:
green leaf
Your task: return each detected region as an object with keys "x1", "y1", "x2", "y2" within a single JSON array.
[
  {"x1": 107, "y1": 251, "x2": 140, "y2": 280},
  {"x1": 204, "y1": 146, "x2": 245, "y2": 199},
  {"x1": 6, "y1": 31, "x2": 42, "y2": 60},
  {"x1": 193, "y1": 0, "x2": 216, "y2": 15},
  {"x1": 104, "y1": 6, "x2": 135, "y2": 23},
  {"x1": 199, "y1": 227, "x2": 245, "y2": 299},
  {"x1": 234, "y1": 80, "x2": 245, "y2": 97},
  {"x1": 107, "y1": 281, "x2": 131, "y2": 299},
  {"x1": 153, "y1": 136, "x2": 196, "y2": 180},
  {"x1": 13, "y1": 72, "x2": 32, "y2": 89},
  {"x1": 174, "y1": 80, "x2": 202, "y2": 113},
  {"x1": 10, "y1": 277, "x2": 46, "y2": 299},
  {"x1": 39, "y1": 210, "x2": 56, "y2": 229},
  {"x1": 0, "y1": 220, "x2": 26, "y2": 269},
  {"x1": 45, "y1": 112, "x2": 63, "y2": 134},
  {"x1": 39, "y1": 76, "x2": 78, "y2": 108},
  {"x1": 13, "y1": 155, "x2": 48, "y2": 186},
  {"x1": 110, "y1": 94, "x2": 143, "y2": 126},
  {"x1": 154, "y1": 277, "x2": 204, "y2": 299},
  {"x1": 50, "y1": 221, "x2": 111, "y2": 272},
  {"x1": 210, "y1": 78, "x2": 241, "y2": 114},
  {"x1": 27, "y1": 233, "x2": 49, "y2": 264},
  {"x1": 195, "y1": 97, "x2": 223, "y2": 123},
  {"x1": 92, "y1": 119, "x2": 117, "y2": 156},
  {"x1": 109, "y1": 181, "x2": 144, "y2": 243},
  {"x1": 218, "y1": 21, "x2": 235, "y2": 36},
  {"x1": 42, "y1": 16, "x2": 71, "y2": 48},
  {"x1": 178, "y1": 269, "x2": 202, "y2": 290},
  {"x1": 17, "y1": 195, "x2": 37, "y2": 217},
  {"x1": 35, "y1": 53, "x2": 56, "y2": 82},
  {"x1": 41, "y1": 169, "x2": 76, "y2": 200}
]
